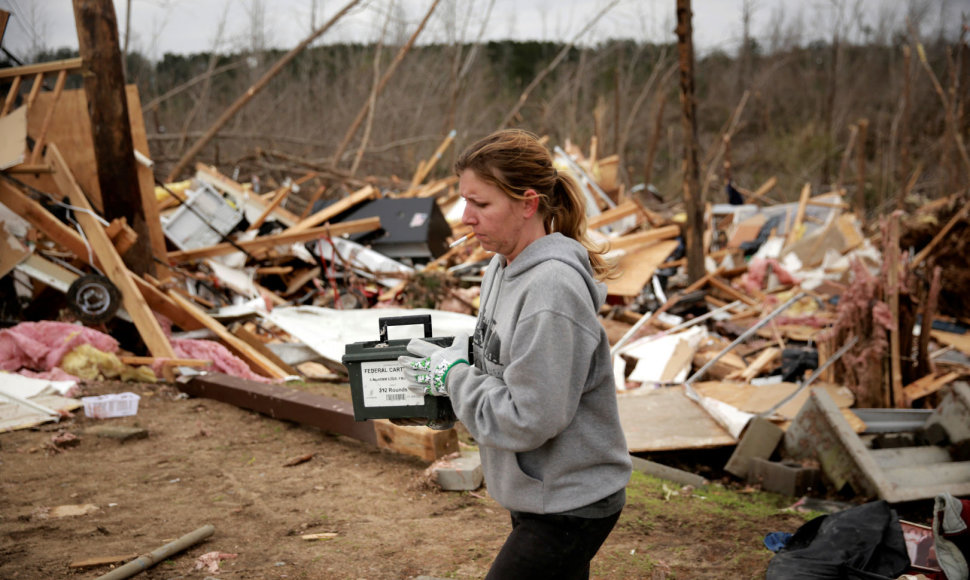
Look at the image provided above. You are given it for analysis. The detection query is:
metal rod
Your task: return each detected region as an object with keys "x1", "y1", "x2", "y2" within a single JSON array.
[{"x1": 684, "y1": 292, "x2": 806, "y2": 399}]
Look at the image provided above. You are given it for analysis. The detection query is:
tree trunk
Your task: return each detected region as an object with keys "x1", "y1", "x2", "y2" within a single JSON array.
[
  {"x1": 676, "y1": 0, "x2": 704, "y2": 283},
  {"x1": 72, "y1": 0, "x2": 154, "y2": 276}
]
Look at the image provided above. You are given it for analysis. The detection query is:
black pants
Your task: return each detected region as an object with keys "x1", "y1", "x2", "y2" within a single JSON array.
[{"x1": 484, "y1": 509, "x2": 622, "y2": 580}]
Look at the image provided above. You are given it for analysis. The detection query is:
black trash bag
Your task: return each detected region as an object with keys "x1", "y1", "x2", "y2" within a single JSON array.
[{"x1": 766, "y1": 500, "x2": 910, "y2": 580}]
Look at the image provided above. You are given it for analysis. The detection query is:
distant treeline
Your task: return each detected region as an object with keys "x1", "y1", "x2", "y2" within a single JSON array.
[{"x1": 8, "y1": 35, "x2": 969, "y2": 213}]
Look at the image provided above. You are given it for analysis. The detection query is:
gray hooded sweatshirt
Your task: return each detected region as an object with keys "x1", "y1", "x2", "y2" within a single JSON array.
[{"x1": 448, "y1": 233, "x2": 632, "y2": 515}]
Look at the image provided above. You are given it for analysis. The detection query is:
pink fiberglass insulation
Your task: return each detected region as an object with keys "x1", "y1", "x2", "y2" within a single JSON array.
[
  {"x1": 0, "y1": 321, "x2": 119, "y2": 372},
  {"x1": 170, "y1": 338, "x2": 271, "y2": 383},
  {"x1": 740, "y1": 258, "x2": 798, "y2": 294}
]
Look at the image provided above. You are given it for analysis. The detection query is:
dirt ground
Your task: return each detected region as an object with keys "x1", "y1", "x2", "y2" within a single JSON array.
[{"x1": 0, "y1": 378, "x2": 812, "y2": 579}]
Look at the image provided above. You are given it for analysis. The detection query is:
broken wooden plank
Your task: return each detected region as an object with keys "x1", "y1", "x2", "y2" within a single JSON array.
[
  {"x1": 167, "y1": 291, "x2": 289, "y2": 380},
  {"x1": 605, "y1": 239, "x2": 678, "y2": 298},
  {"x1": 887, "y1": 212, "x2": 904, "y2": 408},
  {"x1": 230, "y1": 324, "x2": 300, "y2": 376},
  {"x1": 904, "y1": 371, "x2": 963, "y2": 406},
  {"x1": 0, "y1": 57, "x2": 83, "y2": 79},
  {"x1": 784, "y1": 182, "x2": 812, "y2": 249},
  {"x1": 726, "y1": 346, "x2": 781, "y2": 382},
  {"x1": 166, "y1": 216, "x2": 381, "y2": 263},
  {"x1": 586, "y1": 199, "x2": 642, "y2": 230},
  {"x1": 247, "y1": 183, "x2": 291, "y2": 231},
  {"x1": 130, "y1": 275, "x2": 204, "y2": 332},
  {"x1": 47, "y1": 143, "x2": 175, "y2": 359},
  {"x1": 912, "y1": 197, "x2": 970, "y2": 267},
  {"x1": 607, "y1": 224, "x2": 680, "y2": 251},
  {"x1": 285, "y1": 185, "x2": 379, "y2": 234},
  {"x1": 28, "y1": 69, "x2": 67, "y2": 165}
]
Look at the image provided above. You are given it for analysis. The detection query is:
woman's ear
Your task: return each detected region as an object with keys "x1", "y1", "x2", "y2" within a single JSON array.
[{"x1": 522, "y1": 189, "x2": 540, "y2": 218}]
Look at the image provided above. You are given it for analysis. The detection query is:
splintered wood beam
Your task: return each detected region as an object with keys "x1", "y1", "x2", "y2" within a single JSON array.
[
  {"x1": 166, "y1": 216, "x2": 381, "y2": 263},
  {"x1": 285, "y1": 185, "x2": 378, "y2": 234},
  {"x1": 166, "y1": 290, "x2": 289, "y2": 379},
  {"x1": 586, "y1": 199, "x2": 642, "y2": 230},
  {"x1": 785, "y1": 182, "x2": 812, "y2": 249},
  {"x1": 887, "y1": 211, "x2": 903, "y2": 408},
  {"x1": 46, "y1": 143, "x2": 174, "y2": 358},
  {"x1": 607, "y1": 224, "x2": 681, "y2": 251},
  {"x1": 903, "y1": 371, "x2": 962, "y2": 406},
  {"x1": 29, "y1": 68, "x2": 68, "y2": 165}
]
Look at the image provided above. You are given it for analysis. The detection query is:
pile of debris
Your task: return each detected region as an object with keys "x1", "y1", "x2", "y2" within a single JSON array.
[{"x1": 1, "y1": 57, "x2": 969, "y2": 514}]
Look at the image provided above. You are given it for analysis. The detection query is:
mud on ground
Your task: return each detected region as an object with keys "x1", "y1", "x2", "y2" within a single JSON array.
[{"x1": 0, "y1": 379, "x2": 808, "y2": 579}]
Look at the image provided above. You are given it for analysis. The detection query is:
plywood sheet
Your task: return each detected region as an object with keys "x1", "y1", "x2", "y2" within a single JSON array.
[
  {"x1": 606, "y1": 240, "x2": 679, "y2": 297},
  {"x1": 0, "y1": 104, "x2": 26, "y2": 169},
  {"x1": 617, "y1": 386, "x2": 735, "y2": 452},
  {"x1": 693, "y1": 380, "x2": 855, "y2": 421}
]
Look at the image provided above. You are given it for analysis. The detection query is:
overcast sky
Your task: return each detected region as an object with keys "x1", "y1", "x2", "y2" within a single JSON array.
[{"x1": 0, "y1": 0, "x2": 963, "y2": 62}]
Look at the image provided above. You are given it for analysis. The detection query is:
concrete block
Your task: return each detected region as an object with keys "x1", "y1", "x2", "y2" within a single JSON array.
[
  {"x1": 432, "y1": 451, "x2": 482, "y2": 491},
  {"x1": 725, "y1": 416, "x2": 784, "y2": 479},
  {"x1": 85, "y1": 425, "x2": 149, "y2": 442},
  {"x1": 747, "y1": 457, "x2": 820, "y2": 497}
]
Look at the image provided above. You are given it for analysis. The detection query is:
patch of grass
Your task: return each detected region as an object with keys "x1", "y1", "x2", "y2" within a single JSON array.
[{"x1": 595, "y1": 546, "x2": 664, "y2": 578}]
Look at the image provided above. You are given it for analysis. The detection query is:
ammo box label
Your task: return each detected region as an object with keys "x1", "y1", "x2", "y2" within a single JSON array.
[{"x1": 359, "y1": 360, "x2": 425, "y2": 407}]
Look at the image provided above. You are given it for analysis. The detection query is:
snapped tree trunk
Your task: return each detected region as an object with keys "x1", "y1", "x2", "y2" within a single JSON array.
[{"x1": 72, "y1": 0, "x2": 154, "y2": 276}]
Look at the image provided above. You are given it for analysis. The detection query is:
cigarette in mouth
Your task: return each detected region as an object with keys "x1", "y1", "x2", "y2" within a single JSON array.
[{"x1": 449, "y1": 233, "x2": 476, "y2": 248}]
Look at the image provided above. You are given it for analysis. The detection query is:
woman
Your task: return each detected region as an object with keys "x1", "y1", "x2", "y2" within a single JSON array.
[{"x1": 400, "y1": 129, "x2": 632, "y2": 579}]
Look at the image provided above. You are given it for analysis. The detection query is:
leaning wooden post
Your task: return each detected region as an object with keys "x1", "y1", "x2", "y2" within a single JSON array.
[
  {"x1": 72, "y1": 0, "x2": 154, "y2": 276},
  {"x1": 675, "y1": 0, "x2": 704, "y2": 284},
  {"x1": 886, "y1": 211, "x2": 904, "y2": 408}
]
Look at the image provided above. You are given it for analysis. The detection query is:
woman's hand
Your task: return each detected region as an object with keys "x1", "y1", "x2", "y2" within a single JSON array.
[{"x1": 398, "y1": 333, "x2": 470, "y2": 396}]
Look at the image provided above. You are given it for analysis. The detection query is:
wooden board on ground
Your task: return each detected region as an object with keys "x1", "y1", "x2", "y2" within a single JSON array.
[
  {"x1": 617, "y1": 386, "x2": 735, "y2": 452},
  {"x1": 606, "y1": 240, "x2": 679, "y2": 298}
]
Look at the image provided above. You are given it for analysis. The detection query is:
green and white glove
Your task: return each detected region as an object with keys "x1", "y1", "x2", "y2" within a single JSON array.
[{"x1": 398, "y1": 333, "x2": 470, "y2": 396}]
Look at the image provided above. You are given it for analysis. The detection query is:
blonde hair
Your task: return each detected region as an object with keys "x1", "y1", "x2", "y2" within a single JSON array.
[{"x1": 454, "y1": 129, "x2": 616, "y2": 280}]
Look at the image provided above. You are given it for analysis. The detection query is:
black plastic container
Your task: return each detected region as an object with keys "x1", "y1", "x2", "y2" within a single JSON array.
[{"x1": 343, "y1": 315, "x2": 462, "y2": 424}]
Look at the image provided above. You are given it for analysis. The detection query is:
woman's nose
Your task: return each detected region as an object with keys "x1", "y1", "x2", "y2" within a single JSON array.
[{"x1": 462, "y1": 206, "x2": 475, "y2": 225}]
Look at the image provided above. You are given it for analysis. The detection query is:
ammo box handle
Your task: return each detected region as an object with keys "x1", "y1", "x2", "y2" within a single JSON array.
[{"x1": 378, "y1": 315, "x2": 432, "y2": 342}]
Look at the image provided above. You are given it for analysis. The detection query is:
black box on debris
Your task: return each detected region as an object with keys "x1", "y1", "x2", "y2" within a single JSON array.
[
  {"x1": 343, "y1": 315, "x2": 464, "y2": 424},
  {"x1": 336, "y1": 197, "x2": 452, "y2": 260}
]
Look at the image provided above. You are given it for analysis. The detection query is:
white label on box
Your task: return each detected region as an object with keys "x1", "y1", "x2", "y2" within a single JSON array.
[{"x1": 359, "y1": 360, "x2": 425, "y2": 407}]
